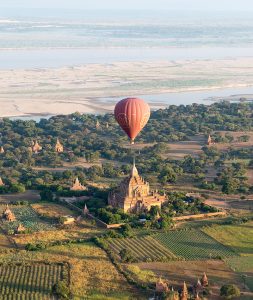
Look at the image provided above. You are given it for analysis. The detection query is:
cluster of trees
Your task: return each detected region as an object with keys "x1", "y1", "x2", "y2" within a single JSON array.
[
  {"x1": 162, "y1": 192, "x2": 218, "y2": 216},
  {"x1": 0, "y1": 101, "x2": 252, "y2": 196}
]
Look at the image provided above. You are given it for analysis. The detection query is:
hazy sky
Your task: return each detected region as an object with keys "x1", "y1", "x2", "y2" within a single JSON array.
[{"x1": 1, "y1": 0, "x2": 253, "y2": 11}]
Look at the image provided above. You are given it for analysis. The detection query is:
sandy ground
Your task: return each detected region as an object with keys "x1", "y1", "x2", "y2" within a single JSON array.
[{"x1": 1, "y1": 58, "x2": 253, "y2": 117}]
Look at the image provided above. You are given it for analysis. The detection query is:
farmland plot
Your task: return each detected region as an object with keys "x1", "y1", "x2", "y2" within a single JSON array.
[
  {"x1": 0, "y1": 206, "x2": 55, "y2": 233},
  {"x1": 0, "y1": 262, "x2": 67, "y2": 299},
  {"x1": 154, "y1": 229, "x2": 237, "y2": 260},
  {"x1": 108, "y1": 236, "x2": 176, "y2": 261}
]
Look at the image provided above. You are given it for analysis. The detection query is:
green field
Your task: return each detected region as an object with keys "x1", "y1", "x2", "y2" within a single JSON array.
[
  {"x1": 203, "y1": 222, "x2": 253, "y2": 255},
  {"x1": 108, "y1": 236, "x2": 176, "y2": 262},
  {"x1": 153, "y1": 229, "x2": 237, "y2": 260},
  {"x1": 0, "y1": 262, "x2": 67, "y2": 299},
  {"x1": 0, "y1": 206, "x2": 55, "y2": 233},
  {"x1": 225, "y1": 256, "x2": 253, "y2": 292}
]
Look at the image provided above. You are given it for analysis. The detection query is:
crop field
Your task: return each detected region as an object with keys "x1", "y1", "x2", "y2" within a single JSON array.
[
  {"x1": 153, "y1": 229, "x2": 237, "y2": 260},
  {"x1": 0, "y1": 262, "x2": 67, "y2": 299},
  {"x1": 225, "y1": 256, "x2": 253, "y2": 273},
  {"x1": 204, "y1": 222, "x2": 253, "y2": 255},
  {"x1": 0, "y1": 205, "x2": 55, "y2": 233},
  {"x1": 108, "y1": 236, "x2": 176, "y2": 261},
  {"x1": 225, "y1": 257, "x2": 253, "y2": 292}
]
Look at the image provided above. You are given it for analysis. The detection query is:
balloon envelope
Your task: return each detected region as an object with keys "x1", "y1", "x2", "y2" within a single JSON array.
[{"x1": 114, "y1": 97, "x2": 150, "y2": 143}]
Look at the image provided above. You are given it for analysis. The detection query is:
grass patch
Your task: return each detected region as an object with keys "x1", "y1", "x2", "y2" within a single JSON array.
[{"x1": 203, "y1": 222, "x2": 253, "y2": 255}]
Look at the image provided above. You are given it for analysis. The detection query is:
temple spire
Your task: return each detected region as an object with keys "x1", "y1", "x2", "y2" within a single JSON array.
[{"x1": 131, "y1": 157, "x2": 138, "y2": 177}]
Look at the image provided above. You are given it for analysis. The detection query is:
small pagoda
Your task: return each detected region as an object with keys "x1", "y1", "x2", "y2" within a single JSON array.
[
  {"x1": 16, "y1": 223, "x2": 26, "y2": 233},
  {"x1": 32, "y1": 140, "x2": 42, "y2": 153},
  {"x1": 194, "y1": 292, "x2": 200, "y2": 300},
  {"x1": 180, "y1": 282, "x2": 188, "y2": 300},
  {"x1": 108, "y1": 160, "x2": 166, "y2": 213},
  {"x1": 83, "y1": 204, "x2": 89, "y2": 215},
  {"x1": 55, "y1": 138, "x2": 64, "y2": 153},
  {"x1": 201, "y1": 272, "x2": 208, "y2": 287},
  {"x1": 70, "y1": 178, "x2": 86, "y2": 191},
  {"x1": 2, "y1": 205, "x2": 16, "y2": 222},
  {"x1": 156, "y1": 277, "x2": 169, "y2": 293},
  {"x1": 96, "y1": 120, "x2": 100, "y2": 129},
  {"x1": 207, "y1": 135, "x2": 213, "y2": 146},
  {"x1": 0, "y1": 146, "x2": 4, "y2": 154},
  {"x1": 0, "y1": 177, "x2": 4, "y2": 187}
]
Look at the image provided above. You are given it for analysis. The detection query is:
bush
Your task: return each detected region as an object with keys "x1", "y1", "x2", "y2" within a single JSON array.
[
  {"x1": 52, "y1": 281, "x2": 71, "y2": 299},
  {"x1": 220, "y1": 284, "x2": 240, "y2": 299},
  {"x1": 119, "y1": 248, "x2": 134, "y2": 263}
]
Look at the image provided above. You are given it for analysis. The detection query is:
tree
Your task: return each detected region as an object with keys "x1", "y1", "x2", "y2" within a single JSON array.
[
  {"x1": 10, "y1": 183, "x2": 26, "y2": 193},
  {"x1": 40, "y1": 190, "x2": 54, "y2": 201},
  {"x1": 220, "y1": 284, "x2": 240, "y2": 299}
]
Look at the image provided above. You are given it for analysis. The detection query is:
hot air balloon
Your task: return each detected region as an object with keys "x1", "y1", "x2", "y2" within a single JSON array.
[{"x1": 114, "y1": 97, "x2": 150, "y2": 144}]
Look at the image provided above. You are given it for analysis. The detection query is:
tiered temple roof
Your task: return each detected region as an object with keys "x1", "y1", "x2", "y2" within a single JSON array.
[
  {"x1": 108, "y1": 161, "x2": 166, "y2": 213},
  {"x1": 70, "y1": 177, "x2": 86, "y2": 191},
  {"x1": 55, "y1": 138, "x2": 64, "y2": 153}
]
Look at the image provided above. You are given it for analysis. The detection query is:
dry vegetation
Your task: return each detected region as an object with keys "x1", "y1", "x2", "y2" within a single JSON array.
[
  {"x1": 32, "y1": 202, "x2": 78, "y2": 218},
  {"x1": 13, "y1": 221, "x2": 102, "y2": 248}
]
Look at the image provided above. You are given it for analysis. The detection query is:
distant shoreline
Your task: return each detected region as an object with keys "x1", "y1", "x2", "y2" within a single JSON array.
[{"x1": 1, "y1": 58, "x2": 253, "y2": 119}]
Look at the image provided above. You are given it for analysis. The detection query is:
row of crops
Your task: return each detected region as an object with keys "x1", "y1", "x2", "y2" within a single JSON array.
[
  {"x1": 0, "y1": 263, "x2": 65, "y2": 297},
  {"x1": 109, "y1": 236, "x2": 176, "y2": 262},
  {"x1": 108, "y1": 229, "x2": 238, "y2": 262},
  {"x1": 0, "y1": 292, "x2": 57, "y2": 299},
  {"x1": 0, "y1": 206, "x2": 55, "y2": 232}
]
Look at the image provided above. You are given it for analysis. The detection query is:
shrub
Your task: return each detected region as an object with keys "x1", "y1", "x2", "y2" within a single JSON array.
[
  {"x1": 119, "y1": 248, "x2": 134, "y2": 263},
  {"x1": 52, "y1": 281, "x2": 71, "y2": 299},
  {"x1": 220, "y1": 284, "x2": 240, "y2": 299}
]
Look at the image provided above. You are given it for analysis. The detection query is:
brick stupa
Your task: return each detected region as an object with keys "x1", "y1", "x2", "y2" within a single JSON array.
[{"x1": 70, "y1": 178, "x2": 86, "y2": 191}]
